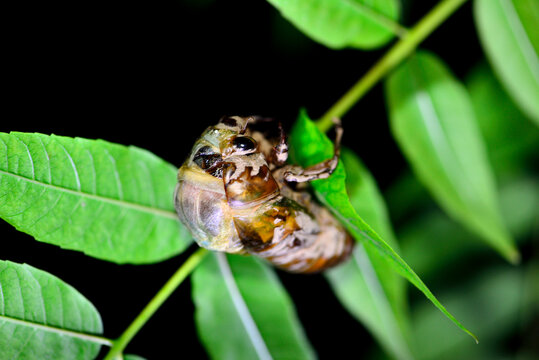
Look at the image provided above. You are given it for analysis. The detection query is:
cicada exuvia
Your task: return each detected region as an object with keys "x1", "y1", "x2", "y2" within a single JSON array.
[{"x1": 174, "y1": 116, "x2": 354, "y2": 273}]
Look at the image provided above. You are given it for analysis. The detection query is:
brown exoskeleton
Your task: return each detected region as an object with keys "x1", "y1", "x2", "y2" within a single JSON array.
[{"x1": 174, "y1": 116, "x2": 354, "y2": 273}]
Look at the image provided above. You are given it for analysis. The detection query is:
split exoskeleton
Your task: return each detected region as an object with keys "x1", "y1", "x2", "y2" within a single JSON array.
[{"x1": 175, "y1": 116, "x2": 354, "y2": 273}]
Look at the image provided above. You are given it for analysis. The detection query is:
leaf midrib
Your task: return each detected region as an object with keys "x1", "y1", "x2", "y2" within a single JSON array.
[
  {"x1": 353, "y1": 244, "x2": 413, "y2": 360},
  {"x1": 0, "y1": 314, "x2": 112, "y2": 346},
  {"x1": 408, "y1": 57, "x2": 476, "y2": 207},
  {"x1": 317, "y1": 193, "x2": 478, "y2": 342},
  {"x1": 0, "y1": 169, "x2": 178, "y2": 220},
  {"x1": 499, "y1": 0, "x2": 539, "y2": 84},
  {"x1": 342, "y1": 0, "x2": 407, "y2": 36},
  {"x1": 216, "y1": 253, "x2": 272, "y2": 360}
]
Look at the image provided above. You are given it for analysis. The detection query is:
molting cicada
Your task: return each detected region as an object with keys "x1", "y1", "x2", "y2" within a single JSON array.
[{"x1": 174, "y1": 116, "x2": 354, "y2": 273}]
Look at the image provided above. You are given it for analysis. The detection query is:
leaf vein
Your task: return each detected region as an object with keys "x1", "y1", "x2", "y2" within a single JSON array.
[
  {"x1": 103, "y1": 148, "x2": 124, "y2": 200},
  {"x1": 500, "y1": 0, "x2": 539, "y2": 84},
  {"x1": 216, "y1": 253, "x2": 272, "y2": 360},
  {"x1": 25, "y1": 269, "x2": 47, "y2": 326},
  {"x1": 0, "y1": 169, "x2": 178, "y2": 220},
  {"x1": 36, "y1": 136, "x2": 52, "y2": 184},
  {"x1": 13, "y1": 135, "x2": 35, "y2": 180},
  {"x1": 55, "y1": 139, "x2": 82, "y2": 192}
]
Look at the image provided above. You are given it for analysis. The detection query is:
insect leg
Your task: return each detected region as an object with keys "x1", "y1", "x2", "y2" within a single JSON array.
[
  {"x1": 247, "y1": 117, "x2": 289, "y2": 167},
  {"x1": 284, "y1": 118, "x2": 343, "y2": 183},
  {"x1": 271, "y1": 121, "x2": 289, "y2": 166}
]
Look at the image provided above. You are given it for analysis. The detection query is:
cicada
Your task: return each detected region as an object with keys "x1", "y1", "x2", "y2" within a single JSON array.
[{"x1": 174, "y1": 116, "x2": 354, "y2": 273}]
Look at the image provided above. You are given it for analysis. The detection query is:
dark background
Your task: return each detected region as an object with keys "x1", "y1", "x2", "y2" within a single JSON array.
[{"x1": 2, "y1": 0, "x2": 483, "y2": 358}]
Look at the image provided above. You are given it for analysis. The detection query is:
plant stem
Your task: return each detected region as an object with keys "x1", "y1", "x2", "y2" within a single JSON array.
[
  {"x1": 316, "y1": 0, "x2": 469, "y2": 132},
  {"x1": 103, "y1": 247, "x2": 208, "y2": 360}
]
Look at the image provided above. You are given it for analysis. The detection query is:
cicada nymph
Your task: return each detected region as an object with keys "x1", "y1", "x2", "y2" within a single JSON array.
[{"x1": 174, "y1": 116, "x2": 354, "y2": 273}]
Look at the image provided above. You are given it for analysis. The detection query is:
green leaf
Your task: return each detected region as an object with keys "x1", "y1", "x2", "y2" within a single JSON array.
[
  {"x1": 289, "y1": 110, "x2": 478, "y2": 343},
  {"x1": 124, "y1": 355, "x2": 146, "y2": 360},
  {"x1": 0, "y1": 132, "x2": 191, "y2": 264},
  {"x1": 0, "y1": 260, "x2": 106, "y2": 360},
  {"x1": 325, "y1": 149, "x2": 413, "y2": 360},
  {"x1": 266, "y1": 0, "x2": 402, "y2": 49},
  {"x1": 192, "y1": 253, "x2": 316, "y2": 360},
  {"x1": 466, "y1": 61, "x2": 539, "y2": 176},
  {"x1": 385, "y1": 51, "x2": 519, "y2": 264},
  {"x1": 474, "y1": 0, "x2": 539, "y2": 125}
]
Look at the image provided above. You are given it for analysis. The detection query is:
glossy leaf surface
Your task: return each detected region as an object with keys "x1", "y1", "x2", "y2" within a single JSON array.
[
  {"x1": 0, "y1": 260, "x2": 104, "y2": 360},
  {"x1": 325, "y1": 149, "x2": 413, "y2": 360},
  {"x1": 266, "y1": 0, "x2": 401, "y2": 49},
  {"x1": 385, "y1": 51, "x2": 519, "y2": 263},
  {"x1": 289, "y1": 111, "x2": 477, "y2": 343},
  {"x1": 192, "y1": 253, "x2": 315, "y2": 360},
  {"x1": 474, "y1": 0, "x2": 539, "y2": 124},
  {"x1": 0, "y1": 132, "x2": 191, "y2": 264}
]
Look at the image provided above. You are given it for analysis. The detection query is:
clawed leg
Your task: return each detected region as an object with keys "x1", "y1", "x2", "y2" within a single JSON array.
[
  {"x1": 246, "y1": 116, "x2": 289, "y2": 167},
  {"x1": 271, "y1": 121, "x2": 288, "y2": 166},
  {"x1": 284, "y1": 118, "x2": 343, "y2": 183}
]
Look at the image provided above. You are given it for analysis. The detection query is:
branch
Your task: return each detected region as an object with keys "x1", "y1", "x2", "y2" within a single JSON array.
[{"x1": 316, "y1": 0, "x2": 469, "y2": 132}]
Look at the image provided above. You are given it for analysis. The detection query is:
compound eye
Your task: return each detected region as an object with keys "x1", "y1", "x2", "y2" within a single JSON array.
[
  {"x1": 232, "y1": 136, "x2": 256, "y2": 151},
  {"x1": 193, "y1": 146, "x2": 222, "y2": 170}
]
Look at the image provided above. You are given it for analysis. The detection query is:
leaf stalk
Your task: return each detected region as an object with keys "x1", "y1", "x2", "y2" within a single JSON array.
[
  {"x1": 316, "y1": 0, "x2": 469, "y2": 132},
  {"x1": 103, "y1": 247, "x2": 209, "y2": 360}
]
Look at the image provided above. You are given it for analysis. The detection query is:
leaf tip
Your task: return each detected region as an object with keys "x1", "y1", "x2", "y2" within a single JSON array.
[
  {"x1": 507, "y1": 249, "x2": 521, "y2": 266},
  {"x1": 500, "y1": 243, "x2": 521, "y2": 265},
  {"x1": 464, "y1": 327, "x2": 479, "y2": 344}
]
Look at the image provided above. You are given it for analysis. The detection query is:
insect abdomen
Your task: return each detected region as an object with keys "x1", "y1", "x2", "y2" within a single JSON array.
[
  {"x1": 223, "y1": 164, "x2": 354, "y2": 273},
  {"x1": 232, "y1": 195, "x2": 353, "y2": 273},
  {"x1": 175, "y1": 168, "x2": 244, "y2": 254}
]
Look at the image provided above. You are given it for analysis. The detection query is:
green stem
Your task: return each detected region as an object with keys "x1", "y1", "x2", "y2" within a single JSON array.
[
  {"x1": 104, "y1": 248, "x2": 209, "y2": 360},
  {"x1": 316, "y1": 0, "x2": 469, "y2": 132}
]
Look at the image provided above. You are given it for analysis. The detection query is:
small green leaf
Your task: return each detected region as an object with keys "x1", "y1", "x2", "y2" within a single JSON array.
[
  {"x1": 192, "y1": 253, "x2": 316, "y2": 360},
  {"x1": 474, "y1": 0, "x2": 539, "y2": 125},
  {"x1": 266, "y1": 0, "x2": 402, "y2": 49},
  {"x1": 325, "y1": 149, "x2": 413, "y2": 360},
  {"x1": 289, "y1": 110, "x2": 478, "y2": 343},
  {"x1": 385, "y1": 51, "x2": 519, "y2": 263},
  {"x1": 123, "y1": 355, "x2": 147, "y2": 360},
  {"x1": 0, "y1": 132, "x2": 191, "y2": 264},
  {"x1": 0, "y1": 260, "x2": 106, "y2": 360}
]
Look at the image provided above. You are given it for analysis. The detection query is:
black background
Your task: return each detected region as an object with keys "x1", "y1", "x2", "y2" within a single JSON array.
[{"x1": 2, "y1": 0, "x2": 483, "y2": 358}]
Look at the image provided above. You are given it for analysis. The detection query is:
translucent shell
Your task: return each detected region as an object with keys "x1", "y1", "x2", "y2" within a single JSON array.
[{"x1": 174, "y1": 118, "x2": 354, "y2": 273}]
